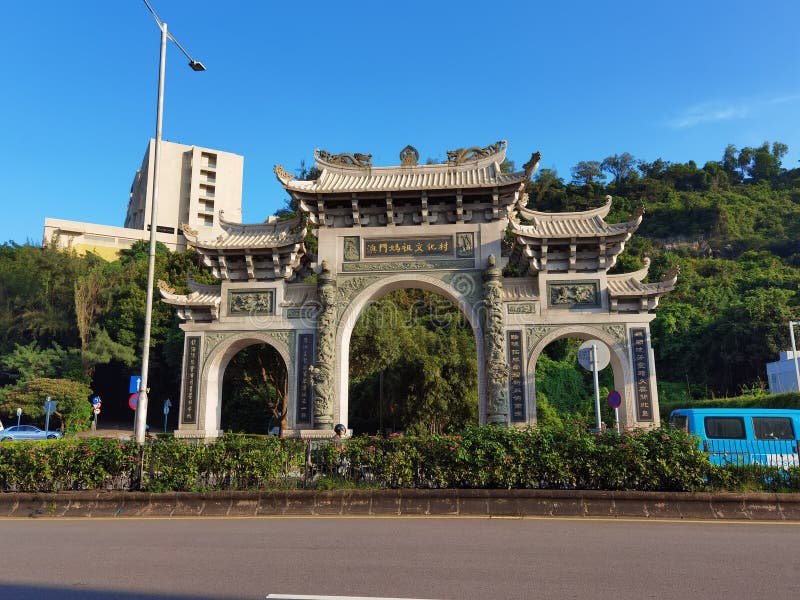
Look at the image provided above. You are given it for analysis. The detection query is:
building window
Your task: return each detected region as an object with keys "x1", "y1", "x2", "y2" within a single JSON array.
[{"x1": 201, "y1": 152, "x2": 217, "y2": 169}]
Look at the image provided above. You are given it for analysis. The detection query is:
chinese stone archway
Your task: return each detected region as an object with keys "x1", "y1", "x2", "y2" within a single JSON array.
[{"x1": 160, "y1": 140, "x2": 677, "y2": 440}]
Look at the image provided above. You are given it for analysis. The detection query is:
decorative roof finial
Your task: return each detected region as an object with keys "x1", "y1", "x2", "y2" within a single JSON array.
[
  {"x1": 400, "y1": 145, "x2": 419, "y2": 166},
  {"x1": 523, "y1": 151, "x2": 541, "y2": 178}
]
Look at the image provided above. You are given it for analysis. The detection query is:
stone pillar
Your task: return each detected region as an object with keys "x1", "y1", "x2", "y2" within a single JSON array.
[
  {"x1": 483, "y1": 255, "x2": 509, "y2": 424},
  {"x1": 311, "y1": 261, "x2": 336, "y2": 429}
]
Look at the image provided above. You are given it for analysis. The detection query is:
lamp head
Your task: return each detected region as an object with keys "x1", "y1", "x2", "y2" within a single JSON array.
[{"x1": 189, "y1": 60, "x2": 206, "y2": 72}]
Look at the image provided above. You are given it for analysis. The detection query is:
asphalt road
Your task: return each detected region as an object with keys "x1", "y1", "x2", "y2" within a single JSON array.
[{"x1": 0, "y1": 517, "x2": 798, "y2": 599}]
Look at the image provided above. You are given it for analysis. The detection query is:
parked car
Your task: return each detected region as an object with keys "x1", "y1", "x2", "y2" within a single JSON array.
[{"x1": 0, "y1": 425, "x2": 62, "y2": 441}]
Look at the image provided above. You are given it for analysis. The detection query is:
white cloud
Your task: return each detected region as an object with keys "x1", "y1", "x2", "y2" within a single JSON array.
[
  {"x1": 668, "y1": 93, "x2": 800, "y2": 129},
  {"x1": 668, "y1": 102, "x2": 750, "y2": 129}
]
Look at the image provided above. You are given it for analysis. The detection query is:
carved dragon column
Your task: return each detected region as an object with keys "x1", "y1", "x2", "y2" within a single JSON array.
[
  {"x1": 483, "y1": 255, "x2": 509, "y2": 425},
  {"x1": 311, "y1": 261, "x2": 336, "y2": 429}
]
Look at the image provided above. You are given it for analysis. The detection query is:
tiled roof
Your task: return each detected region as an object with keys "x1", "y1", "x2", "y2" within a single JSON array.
[
  {"x1": 181, "y1": 215, "x2": 306, "y2": 249},
  {"x1": 276, "y1": 141, "x2": 534, "y2": 194},
  {"x1": 607, "y1": 261, "x2": 679, "y2": 297},
  {"x1": 158, "y1": 280, "x2": 221, "y2": 307},
  {"x1": 510, "y1": 197, "x2": 643, "y2": 239}
]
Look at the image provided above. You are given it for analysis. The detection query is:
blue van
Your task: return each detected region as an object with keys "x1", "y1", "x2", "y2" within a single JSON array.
[{"x1": 668, "y1": 408, "x2": 800, "y2": 467}]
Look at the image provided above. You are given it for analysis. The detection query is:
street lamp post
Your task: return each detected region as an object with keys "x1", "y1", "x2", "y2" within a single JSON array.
[
  {"x1": 136, "y1": 1, "x2": 205, "y2": 444},
  {"x1": 790, "y1": 321, "x2": 800, "y2": 394}
]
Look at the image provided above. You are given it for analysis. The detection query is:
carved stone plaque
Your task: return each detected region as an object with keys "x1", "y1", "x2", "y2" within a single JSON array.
[
  {"x1": 227, "y1": 290, "x2": 275, "y2": 316},
  {"x1": 547, "y1": 281, "x2": 600, "y2": 309},
  {"x1": 456, "y1": 232, "x2": 475, "y2": 258},
  {"x1": 343, "y1": 236, "x2": 360, "y2": 262}
]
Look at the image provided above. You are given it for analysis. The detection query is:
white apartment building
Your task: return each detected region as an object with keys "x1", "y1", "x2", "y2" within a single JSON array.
[
  {"x1": 125, "y1": 139, "x2": 244, "y2": 240},
  {"x1": 45, "y1": 140, "x2": 244, "y2": 256}
]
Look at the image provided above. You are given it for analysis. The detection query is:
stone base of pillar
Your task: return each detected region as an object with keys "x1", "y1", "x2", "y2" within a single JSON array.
[
  {"x1": 173, "y1": 428, "x2": 223, "y2": 442},
  {"x1": 313, "y1": 418, "x2": 333, "y2": 430},
  {"x1": 282, "y1": 429, "x2": 343, "y2": 439}
]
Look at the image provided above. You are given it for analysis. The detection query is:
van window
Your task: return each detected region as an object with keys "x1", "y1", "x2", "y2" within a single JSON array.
[
  {"x1": 752, "y1": 417, "x2": 795, "y2": 440},
  {"x1": 669, "y1": 415, "x2": 688, "y2": 432},
  {"x1": 704, "y1": 417, "x2": 746, "y2": 439}
]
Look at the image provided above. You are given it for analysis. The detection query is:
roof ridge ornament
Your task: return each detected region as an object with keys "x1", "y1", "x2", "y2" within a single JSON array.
[
  {"x1": 399, "y1": 145, "x2": 419, "y2": 166},
  {"x1": 273, "y1": 164, "x2": 295, "y2": 183},
  {"x1": 316, "y1": 149, "x2": 372, "y2": 168},
  {"x1": 661, "y1": 265, "x2": 680, "y2": 282},
  {"x1": 446, "y1": 140, "x2": 505, "y2": 166},
  {"x1": 157, "y1": 280, "x2": 175, "y2": 295},
  {"x1": 181, "y1": 223, "x2": 198, "y2": 237},
  {"x1": 523, "y1": 151, "x2": 541, "y2": 178}
]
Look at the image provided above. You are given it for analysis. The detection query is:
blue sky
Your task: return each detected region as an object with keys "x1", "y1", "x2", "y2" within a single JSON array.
[{"x1": 2, "y1": 0, "x2": 798, "y2": 244}]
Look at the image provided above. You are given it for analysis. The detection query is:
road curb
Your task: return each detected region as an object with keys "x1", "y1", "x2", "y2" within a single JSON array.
[{"x1": 1, "y1": 489, "x2": 799, "y2": 520}]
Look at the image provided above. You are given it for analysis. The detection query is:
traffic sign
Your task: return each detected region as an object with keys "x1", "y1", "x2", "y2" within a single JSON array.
[
  {"x1": 91, "y1": 395, "x2": 101, "y2": 406},
  {"x1": 129, "y1": 392, "x2": 139, "y2": 411},
  {"x1": 607, "y1": 390, "x2": 622, "y2": 408},
  {"x1": 93, "y1": 406, "x2": 101, "y2": 415},
  {"x1": 129, "y1": 375, "x2": 142, "y2": 395},
  {"x1": 577, "y1": 340, "x2": 610, "y2": 371}
]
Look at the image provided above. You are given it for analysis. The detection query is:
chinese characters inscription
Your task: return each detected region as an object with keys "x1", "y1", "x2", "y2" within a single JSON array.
[{"x1": 630, "y1": 327, "x2": 653, "y2": 421}]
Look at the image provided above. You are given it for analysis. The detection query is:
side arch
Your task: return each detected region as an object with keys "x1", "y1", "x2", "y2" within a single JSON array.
[
  {"x1": 335, "y1": 273, "x2": 487, "y2": 429},
  {"x1": 198, "y1": 332, "x2": 295, "y2": 438},
  {"x1": 526, "y1": 325, "x2": 637, "y2": 428}
]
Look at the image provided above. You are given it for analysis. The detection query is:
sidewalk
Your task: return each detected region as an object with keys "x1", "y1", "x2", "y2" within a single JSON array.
[{"x1": 2, "y1": 489, "x2": 799, "y2": 520}]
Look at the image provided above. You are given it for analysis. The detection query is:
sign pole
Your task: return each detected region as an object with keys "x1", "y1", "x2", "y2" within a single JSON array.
[
  {"x1": 592, "y1": 345, "x2": 602, "y2": 431},
  {"x1": 44, "y1": 396, "x2": 52, "y2": 434},
  {"x1": 615, "y1": 407, "x2": 620, "y2": 433}
]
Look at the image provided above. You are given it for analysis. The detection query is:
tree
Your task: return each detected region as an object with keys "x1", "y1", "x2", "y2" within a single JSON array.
[
  {"x1": 528, "y1": 168, "x2": 564, "y2": 206},
  {"x1": 601, "y1": 153, "x2": 637, "y2": 184},
  {"x1": 0, "y1": 342, "x2": 83, "y2": 385},
  {"x1": 570, "y1": 161, "x2": 605, "y2": 185}
]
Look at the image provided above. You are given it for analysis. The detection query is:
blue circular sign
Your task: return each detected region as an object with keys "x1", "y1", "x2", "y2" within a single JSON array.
[{"x1": 607, "y1": 390, "x2": 622, "y2": 409}]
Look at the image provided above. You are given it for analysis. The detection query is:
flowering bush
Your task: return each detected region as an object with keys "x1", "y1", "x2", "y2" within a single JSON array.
[
  {"x1": 335, "y1": 424, "x2": 710, "y2": 491},
  {"x1": 0, "y1": 426, "x2": 794, "y2": 493}
]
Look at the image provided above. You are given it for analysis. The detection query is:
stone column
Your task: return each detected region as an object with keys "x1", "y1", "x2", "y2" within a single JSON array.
[
  {"x1": 311, "y1": 261, "x2": 336, "y2": 429},
  {"x1": 483, "y1": 255, "x2": 509, "y2": 424}
]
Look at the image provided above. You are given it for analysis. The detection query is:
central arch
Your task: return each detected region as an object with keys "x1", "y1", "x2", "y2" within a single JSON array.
[{"x1": 336, "y1": 273, "x2": 487, "y2": 430}]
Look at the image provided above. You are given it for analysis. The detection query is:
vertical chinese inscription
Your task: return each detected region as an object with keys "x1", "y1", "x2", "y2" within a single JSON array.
[
  {"x1": 296, "y1": 333, "x2": 315, "y2": 425},
  {"x1": 182, "y1": 336, "x2": 201, "y2": 424},
  {"x1": 630, "y1": 327, "x2": 653, "y2": 421},
  {"x1": 507, "y1": 330, "x2": 526, "y2": 422}
]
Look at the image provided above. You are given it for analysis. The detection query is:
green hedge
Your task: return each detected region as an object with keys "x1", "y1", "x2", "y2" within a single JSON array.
[
  {"x1": 0, "y1": 426, "x2": 797, "y2": 493},
  {"x1": 659, "y1": 391, "x2": 800, "y2": 419},
  {"x1": 338, "y1": 425, "x2": 710, "y2": 491}
]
